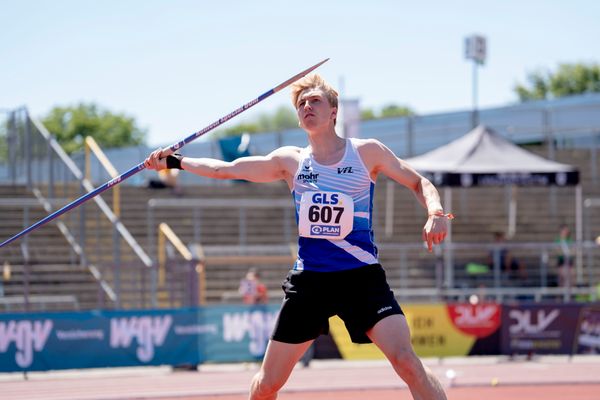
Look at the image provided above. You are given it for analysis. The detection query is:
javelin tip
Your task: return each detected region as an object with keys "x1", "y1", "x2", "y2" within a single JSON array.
[{"x1": 273, "y1": 58, "x2": 330, "y2": 93}]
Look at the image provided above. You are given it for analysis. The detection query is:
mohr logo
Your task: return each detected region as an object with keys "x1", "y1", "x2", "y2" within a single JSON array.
[
  {"x1": 110, "y1": 315, "x2": 172, "y2": 362},
  {"x1": 509, "y1": 309, "x2": 560, "y2": 334},
  {"x1": 337, "y1": 166, "x2": 353, "y2": 174},
  {"x1": 297, "y1": 172, "x2": 319, "y2": 183},
  {"x1": 0, "y1": 320, "x2": 53, "y2": 368}
]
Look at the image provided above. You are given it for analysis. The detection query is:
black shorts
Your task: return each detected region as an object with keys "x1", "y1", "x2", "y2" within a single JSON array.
[{"x1": 271, "y1": 264, "x2": 403, "y2": 344}]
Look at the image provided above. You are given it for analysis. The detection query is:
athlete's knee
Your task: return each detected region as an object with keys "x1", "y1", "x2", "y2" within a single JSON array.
[
  {"x1": 250, "y1": 371, "x2": 284, "y2": 398},
  {"x1": 388, "y1": 349, "x2": 425, "y2": 383}
]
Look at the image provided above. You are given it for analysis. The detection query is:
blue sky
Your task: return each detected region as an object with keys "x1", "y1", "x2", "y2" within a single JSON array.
[{"x1": 2, "y1": 0, "x2": 599, "y2": 146}]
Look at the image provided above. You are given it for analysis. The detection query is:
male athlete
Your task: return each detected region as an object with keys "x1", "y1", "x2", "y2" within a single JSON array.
[{"x1": 145, "y1": 74, "x2": 449, "y2": 399}]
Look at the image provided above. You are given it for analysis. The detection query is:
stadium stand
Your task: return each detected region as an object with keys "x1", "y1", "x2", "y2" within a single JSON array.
[{"x1": 1, "y1": 95, "x2": 600, "y2": 309}]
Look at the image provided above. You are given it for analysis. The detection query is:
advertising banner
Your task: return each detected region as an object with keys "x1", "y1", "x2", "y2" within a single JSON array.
[
  {"x1": 0, "y1": 305, "x2": 279, "y2": 372},
  {"x1": 573, "y1": 305, "x2": 600, "y2": 354},
  {"x1": 327, "y1": 303, "x2": 501, "y2": 359},
  {"x1": 501, "y1": 303, "x2": 581, "y2": 355}
]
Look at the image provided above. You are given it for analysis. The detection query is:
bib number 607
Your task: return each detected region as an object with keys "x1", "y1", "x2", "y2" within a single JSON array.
[{"x1": 308, "y1": 205, "x2": 344, "y2": 224}]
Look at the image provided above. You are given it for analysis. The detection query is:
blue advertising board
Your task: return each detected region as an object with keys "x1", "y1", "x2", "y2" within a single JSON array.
[{"x1": 0, "y1": 305, "x2": 279, "y2": 372}]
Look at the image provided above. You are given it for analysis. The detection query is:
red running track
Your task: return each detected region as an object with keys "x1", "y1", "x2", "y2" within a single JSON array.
[
  {"x1": 164, "y1": 385, "x2": 600, "y2": 400},
  {"x1": 2, "y1": 356, "x2": 600, "y2": 400}
]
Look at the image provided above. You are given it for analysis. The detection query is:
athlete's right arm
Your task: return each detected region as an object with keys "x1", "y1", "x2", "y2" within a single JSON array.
[{"x1": 144, "y1": 146, "x2": 299, "y2": 184}]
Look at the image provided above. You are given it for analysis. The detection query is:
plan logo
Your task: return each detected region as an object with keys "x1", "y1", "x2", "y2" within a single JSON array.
[
  {"x1": 110, "y1": 315, "x2": 172, "y2": 362},
  {"x1": 0, "y1": 319, "x2": 53, "y2": 368},
  {"x1": 310, "y1": 225, "x2": 340, "y2": 236}
]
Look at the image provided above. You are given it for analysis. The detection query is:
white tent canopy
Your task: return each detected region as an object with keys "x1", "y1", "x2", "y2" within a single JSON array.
[
  {"x1": 406, "y1": 125, "x2": 579, "y2": 187},
  {"x1": 404, "y1": 125, "x2": 582, "y2": 289}
]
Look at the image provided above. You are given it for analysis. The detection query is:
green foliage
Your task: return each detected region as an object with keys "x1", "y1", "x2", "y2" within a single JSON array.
[
  {"x1": 256, "y1": 106, "x2": 298, "y2": 131},
  {"x1": 42, "y1": 103, "x2": 146, "y2": 153},
  {"x1": 216, "y1": 103, "x2": 416, "y2": 138},
  {"x1": 360, "y1": 108, "x2": 376, "y2": 121},
  {"x1": 217, "y1": 106, "x2": 298, "y2": 137},
  {"x1": 380, "y1": 104, "x2": 415, "y2": 118},
  {"x1": 360, "y1": 104, "x2": 414, "y2": 120},
  {"x1": 222, "y1": 123, "x2": 260, "y2": 137},
  {"x1": 0, "y1": 118, "x2": 7, "y2": 162},
  {"x1": 515, "y1": 63, "x2": 600, "y2": 101}
]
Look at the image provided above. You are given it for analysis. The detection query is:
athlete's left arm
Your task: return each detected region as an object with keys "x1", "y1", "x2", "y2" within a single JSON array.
[{"x1": 359, "y1": 139, "x2": 449, "y2": 252}]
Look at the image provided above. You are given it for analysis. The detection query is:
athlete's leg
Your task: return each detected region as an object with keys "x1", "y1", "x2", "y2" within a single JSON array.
[
  {"x1": 249, "y1": 339, "x2": 314, "y2": 400},
  {"x1": 367, "y1": 314, "x2": 447, "y2": 400}
]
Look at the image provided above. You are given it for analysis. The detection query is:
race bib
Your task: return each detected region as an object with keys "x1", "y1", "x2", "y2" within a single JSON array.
[{"x1": 298, "y1": 191, "x2": 354, "y2": 239}]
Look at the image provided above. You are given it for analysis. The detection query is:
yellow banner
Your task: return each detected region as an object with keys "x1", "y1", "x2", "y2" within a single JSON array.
[{"x1": 329, "y1": 304, "x2": 476, "y2": 360}]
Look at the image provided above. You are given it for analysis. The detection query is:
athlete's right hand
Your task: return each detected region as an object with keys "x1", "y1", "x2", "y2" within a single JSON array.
[{"x1": 144, "y1": 147, "x2": 173, "y2": 170}]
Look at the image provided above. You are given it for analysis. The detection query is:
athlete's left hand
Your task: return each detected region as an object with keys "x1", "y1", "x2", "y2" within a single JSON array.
[{"x1": 422, "y1": 215, "x2": 449, "y2": 252}]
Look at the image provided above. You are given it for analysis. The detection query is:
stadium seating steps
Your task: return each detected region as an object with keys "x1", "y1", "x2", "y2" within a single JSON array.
[{"x1": 0, "y1": 147, "x2": 599, "y2": 309}]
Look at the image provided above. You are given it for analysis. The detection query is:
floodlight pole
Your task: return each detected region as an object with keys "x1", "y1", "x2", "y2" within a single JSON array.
[
  {"x1": 471, "y1": 61, "x2": 479, "y2": 128},
  {"x1": 464, "y1": 34, "x2": 487, "y2": 129}
]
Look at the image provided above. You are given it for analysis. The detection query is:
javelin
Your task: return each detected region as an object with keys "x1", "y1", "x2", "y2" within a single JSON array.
[{"x1": 0, "y1": 58, "x2": 329, "y2": 249}]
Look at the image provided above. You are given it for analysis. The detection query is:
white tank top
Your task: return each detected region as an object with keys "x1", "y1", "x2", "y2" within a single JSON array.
[{"x1": 292, "y1": 138, "x2": 379, "y2": 272}]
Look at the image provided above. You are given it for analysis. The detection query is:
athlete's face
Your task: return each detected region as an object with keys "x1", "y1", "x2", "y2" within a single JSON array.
[{"x1": 296, "y1": 88, "x2": 337, "y2": 131}]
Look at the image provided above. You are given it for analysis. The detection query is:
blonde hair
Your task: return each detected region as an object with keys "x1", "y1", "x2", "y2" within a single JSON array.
[{"x1": 290, "y1": 74, "x2": 338, "y2": 109}]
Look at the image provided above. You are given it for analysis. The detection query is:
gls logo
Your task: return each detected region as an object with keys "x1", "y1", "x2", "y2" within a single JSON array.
[
  {"x1": 509, "y1": 309, "x2": 560, "y2": 334},
  {"x1": 110, "y1": 315, "x2": 172, "y2": 362},
  {"x1": 0, "y1": 320, "x2": 53, "y2": 368},
  {"x1": 337, "y1": 166, "x2": 353, "y2": 174},
  {"x1": 311, "y1": 193, "x2": 339, "y2": 205}
]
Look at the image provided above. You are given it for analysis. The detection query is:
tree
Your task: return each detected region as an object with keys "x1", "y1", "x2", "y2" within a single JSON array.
[
  {"x1": 0, "y1": 117, "x2": 7, "y2": 162},
  {"x1": 217, "y1": 106, "x2": 298, "y2": 137},
  {"x1": 256, "y1": 106, "x2": 298, "y2": 131},
  {"x1": 514, "y1": 63, "x2": 600, "y2": 101},
  {"x1": 380, "y1": 104, "x2": 414, "y2": 118},
  {"x1": 222, "y1": 122, "x2": 260, "y2": 137},
  {"x1": 360, "y1": 108, "x2": 376, "y2": 121},
  {"x1": 42, "y1": 103, "x2": 146, "y2": 153}
]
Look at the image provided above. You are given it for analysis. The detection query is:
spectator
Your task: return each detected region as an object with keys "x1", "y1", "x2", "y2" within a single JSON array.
[
  {"x1": 488, "y1": 231, "x2": 527, "y2": 285},
  {"x1": 555, "y1": 224, "x2": 574, "y2": 288},
  {"x1": 239, "y1": 268, "x2": 268, "y2": 305}
]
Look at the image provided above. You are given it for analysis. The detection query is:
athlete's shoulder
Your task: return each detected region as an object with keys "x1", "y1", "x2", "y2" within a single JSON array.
[
  {"x1": 270, "y1": 146, "x2": 303, "y2": 157},
  {"x1": 351, "y1": 138, "x2": 383, "y2": 147},
  {"x1": 353, "y1": 138, "x2": 392, "y2": 158},
  {"x1": 268, "y1": 146, "x2": 303, "y2": 177},
  {"x1": 267, "y1": 146, "x2": 303, "y2": 163}
]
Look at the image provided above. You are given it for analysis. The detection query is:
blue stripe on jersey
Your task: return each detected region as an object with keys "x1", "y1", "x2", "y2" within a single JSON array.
[
  {"x1": 295, "y1": 230, "x2": 378, "y2": 272},
  {"x1": 292, "y1": 138, "x2": 379, "y2": 272}
]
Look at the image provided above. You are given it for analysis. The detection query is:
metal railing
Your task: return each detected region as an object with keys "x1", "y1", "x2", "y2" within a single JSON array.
[
  {"x1": 156, "y1": 222, "x2": 201, "y2": 307},
  {"x1": 0, "y1": 109, "x2": 154, "y2": 309},
  {"x1": 84, "y1": 136, "x2": 121, "y2": 217},
  {"x1": 147, "y1": 198, "x2": 294, "y2": 251},
  {"x1": 377, "y1": 241, "x2": 600, "y2": 303}
]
